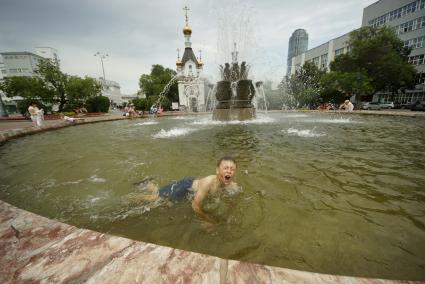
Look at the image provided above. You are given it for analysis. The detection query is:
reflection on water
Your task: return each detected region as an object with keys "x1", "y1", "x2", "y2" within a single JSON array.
[
  {"x1": 213, "y1": 124, "x2": 259, "y2": 165},
  {"x1": 0, "y1": 112, "x2": 425, "y2": 280}
]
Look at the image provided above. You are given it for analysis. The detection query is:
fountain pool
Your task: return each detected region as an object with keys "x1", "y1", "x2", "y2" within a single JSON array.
[{"x1": 0, "y1": 112, "x2": 424, "y2": 280}]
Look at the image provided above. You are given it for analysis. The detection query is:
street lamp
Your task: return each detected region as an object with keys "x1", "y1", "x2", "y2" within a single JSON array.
[{"x1": 94, "y1": 52, "x2": 108, "y2": 80}]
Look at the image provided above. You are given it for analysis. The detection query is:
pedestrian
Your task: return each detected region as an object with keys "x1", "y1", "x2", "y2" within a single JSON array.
[{"x1": 28, "y1": 101, "x2": 40, "y2": 127}]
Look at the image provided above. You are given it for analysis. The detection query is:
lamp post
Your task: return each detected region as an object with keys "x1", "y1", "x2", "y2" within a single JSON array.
[{"x1": 94, "y1": 52, "x2": 108, "y2": 80}]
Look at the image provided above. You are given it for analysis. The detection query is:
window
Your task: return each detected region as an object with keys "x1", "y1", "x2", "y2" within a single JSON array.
[
  {"x1": 312, "y1": 56, "x2": 319, "y2": 67},
  {"x1": 369, "y1": 1, "x2": 424, "y2": 27},
  {"x1": 394, "y1": 16, "x2": 425, "y2": 35},
  {"x1": 320, "y1": 54, "x2": 328, "y2": 69},
  {"x1": 408, "y1": 54, "x2": 425, "y2": 65},
  {"x1": 335, "y1": 48, "x2": 344, "y2": 56},
  {"x1": 404, "y1": 36, "x2": 425, "y2": 48}
]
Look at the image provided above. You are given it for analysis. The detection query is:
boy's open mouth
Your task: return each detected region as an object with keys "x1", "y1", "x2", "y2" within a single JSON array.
[{"x1": 224, "y1": 175, "x2": 231, "y2": 181}]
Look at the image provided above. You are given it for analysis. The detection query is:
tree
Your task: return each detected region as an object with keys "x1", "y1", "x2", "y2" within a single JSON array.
[
  {"x1": 65, "y1": 76, "x2": 101, "y2": 111},
  {"x1": 36, "y1": 59, "x2": 68, "y2": 111},
  {"x1": 330, "y1": 26, "x2": 416, "y2": 102},
  {"x1": 0, "y1": 76, "x2": 52, "y2": 101},
  {"x1": 86, "y1": 95, "x2": 110, "y2": 112},
  {"x1": 320, "y1": 71, "x2": 373, "y2": 104},
  {"x1": 287, "y1": 62, "x2": 324, "y2": 108},
  {"x1": 0, "y1": 76, "x2": 55, "y2": 115},
  {"x1": 139, "y1": 64, "x2": 178, "y2": 103}
]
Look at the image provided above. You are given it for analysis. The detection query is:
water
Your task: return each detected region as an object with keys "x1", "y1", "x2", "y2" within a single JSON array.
[{"x1": 0, "y1": 112, "x2": 424, "y2": 280}]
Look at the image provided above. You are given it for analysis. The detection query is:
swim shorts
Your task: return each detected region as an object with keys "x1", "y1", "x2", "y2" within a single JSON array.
[{"x1": 159, "y1": 177, "x2": 195, "y2": 201}]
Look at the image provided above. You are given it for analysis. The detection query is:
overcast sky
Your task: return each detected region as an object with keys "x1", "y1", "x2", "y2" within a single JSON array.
[{"x1": 0, "y1": 0, "x2": 378, "y2": 94}]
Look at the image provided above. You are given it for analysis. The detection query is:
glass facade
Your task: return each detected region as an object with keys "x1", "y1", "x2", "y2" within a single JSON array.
[{"x1": 286, "y1": 29, "x2": 309, "y2": 75}]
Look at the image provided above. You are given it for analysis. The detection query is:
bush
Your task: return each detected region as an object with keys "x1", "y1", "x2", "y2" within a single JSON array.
[
  {"x1": 86, "y1": 96, "x2": 110, "y2": 112},
  {"x1": 132, "y1": 98, "x2": 149, "y2": 111}
]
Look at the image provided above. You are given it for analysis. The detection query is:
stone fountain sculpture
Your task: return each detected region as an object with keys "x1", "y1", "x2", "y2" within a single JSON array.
[{"x1": 213, "y1": 61, "x2": 256, "y2": 121}]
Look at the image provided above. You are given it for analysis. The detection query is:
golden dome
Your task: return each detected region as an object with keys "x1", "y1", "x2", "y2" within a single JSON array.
[
  {"x1": 197, "y1": 60, "x2": 203, "y2": 66},
  {"x1": 176, "y1": 59, "x2": 183, "y2": 66},
  {"x1": 183, "y1": 24, "x2": 192, "y2": 35}
]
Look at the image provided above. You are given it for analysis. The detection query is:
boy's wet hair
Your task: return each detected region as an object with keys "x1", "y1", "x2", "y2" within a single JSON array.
[{"x1": 217, "y1": 156, "x2": 236, "y2": 167}]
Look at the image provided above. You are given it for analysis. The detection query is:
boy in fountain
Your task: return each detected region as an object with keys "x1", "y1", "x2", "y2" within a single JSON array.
[{"x1": 133, "y1": 156, "x2": 238, "y2": 222}]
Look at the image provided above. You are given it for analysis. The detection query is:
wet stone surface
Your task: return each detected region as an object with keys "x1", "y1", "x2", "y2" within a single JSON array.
[{"x1": 0, "y1": 200, "x2": 412, "y2": 283}]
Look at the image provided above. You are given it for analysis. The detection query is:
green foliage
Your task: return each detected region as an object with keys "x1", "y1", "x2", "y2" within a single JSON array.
[
  {"x1": 146, "y1": 95, "x2": 159, "y2": 109},
  {"x1": 330, "y1": 26, "x2": 416, "y2": 98},
  {"x1": 287, "y1": 62, "x2": 324, "y2": 108},
  {"x1": 86, "y1": 95, "x2": 110, "y2": 112},
  {"x1": 132, "y1": 94, "x2": 170, "y2": 111},
  {"x1": 320, "y1": 71, "x2": 373, "y2": 103},
  {"x1": 0, "y1": 76, "x2": 54, "y2": 102},
  {"x1": 65, "y1": 76, "x2": 101, "y2": 111},
  {"x1": 35, "y1": 59, "x2": 68, "y2": 111},
  {"x1": 132, "y1": 98, "x2": 149, "y2": 111},
  {"x1": 0, "y1": 59, "x2": 102, "y2": 113},
  {"x1": 139, "y1": 64, "x2": 178, "y2": 102}
]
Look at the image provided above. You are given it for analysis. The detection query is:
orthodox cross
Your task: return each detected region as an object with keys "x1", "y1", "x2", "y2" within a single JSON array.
[{"x1": 183, "y1": 6, "x2": 190, "y2": 24}]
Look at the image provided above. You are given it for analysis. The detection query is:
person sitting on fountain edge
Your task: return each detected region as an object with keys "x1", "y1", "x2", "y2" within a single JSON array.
[{"x1": 135, "y1": 156, "x2": 238, "y2": 222}]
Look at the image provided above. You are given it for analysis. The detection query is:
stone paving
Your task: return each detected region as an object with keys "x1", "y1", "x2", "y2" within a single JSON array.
[{"x1": 1, "y1": 111, "x2": 424, "y2": 283}]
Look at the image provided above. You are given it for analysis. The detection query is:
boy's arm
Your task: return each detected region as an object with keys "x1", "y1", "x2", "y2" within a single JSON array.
[{"x1": 191, "y1": 178, "x2": 214, "y2": 222}]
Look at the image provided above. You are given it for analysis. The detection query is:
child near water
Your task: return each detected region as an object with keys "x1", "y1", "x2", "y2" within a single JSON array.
[{"x1": 133, "y1": 156, "x2": 239, "y2": 222}]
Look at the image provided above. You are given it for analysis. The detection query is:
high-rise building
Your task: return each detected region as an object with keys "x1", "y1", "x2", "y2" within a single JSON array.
[{"x1": 286, "y1": 29, "x2": 309, "y2": 76}]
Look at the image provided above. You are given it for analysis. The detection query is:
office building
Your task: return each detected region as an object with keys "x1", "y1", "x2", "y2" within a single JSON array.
[
  {"x1": 286, "y1": 29, "x2": 309, "y2": 76},
  {"x1": 362, "y1": 0, "x2": 425, "y2": 103},
  {"x1": 289, "y1": 0, "x2": 425, "y2": 104},
  {"x1": 0, "y1": 51, "x2": 46, "y2": 77},
  {"x1": 35, "y1": 47, "x2": 59, "y2": 64}
]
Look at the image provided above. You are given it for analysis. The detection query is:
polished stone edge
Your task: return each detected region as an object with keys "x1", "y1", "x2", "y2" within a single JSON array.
[
  {"x1": 0, "y1": 200, "x2": 418, "y2": 284},
  {"x1": 0, "y1": 115, "x2": 127, "y2": 144}
]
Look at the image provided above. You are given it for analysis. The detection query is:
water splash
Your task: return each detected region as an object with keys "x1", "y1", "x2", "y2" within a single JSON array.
[
  {"x1": 88, "y1": 175, "x2": 106, "y2": 183},
  {"x1": 153, "y1": 127, "x2": 197, "y2": 139},
  {"x1": 153, "y1": 74, "x2": 179, "y2": 113},
  {"x1": 135, "y1": 121, "x2": 159, "y2": 126},
  {"x1": 304, "y1": 117, "x2": 356, "y2": 124},
  {"x1": 286, "y1": 127, "x2": 325, "y2": 138},
  {"x1": 171, "y1": 116, "x2": 198, "y2": 120}
]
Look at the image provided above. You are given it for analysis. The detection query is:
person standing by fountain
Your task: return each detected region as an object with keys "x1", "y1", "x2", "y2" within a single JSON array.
[
  {"x1": 28, "y1": 101, "x2": 41, "y2": 128},
  {"x1": 132, "y1": 156, "x2": 239, "y2": 223}
]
